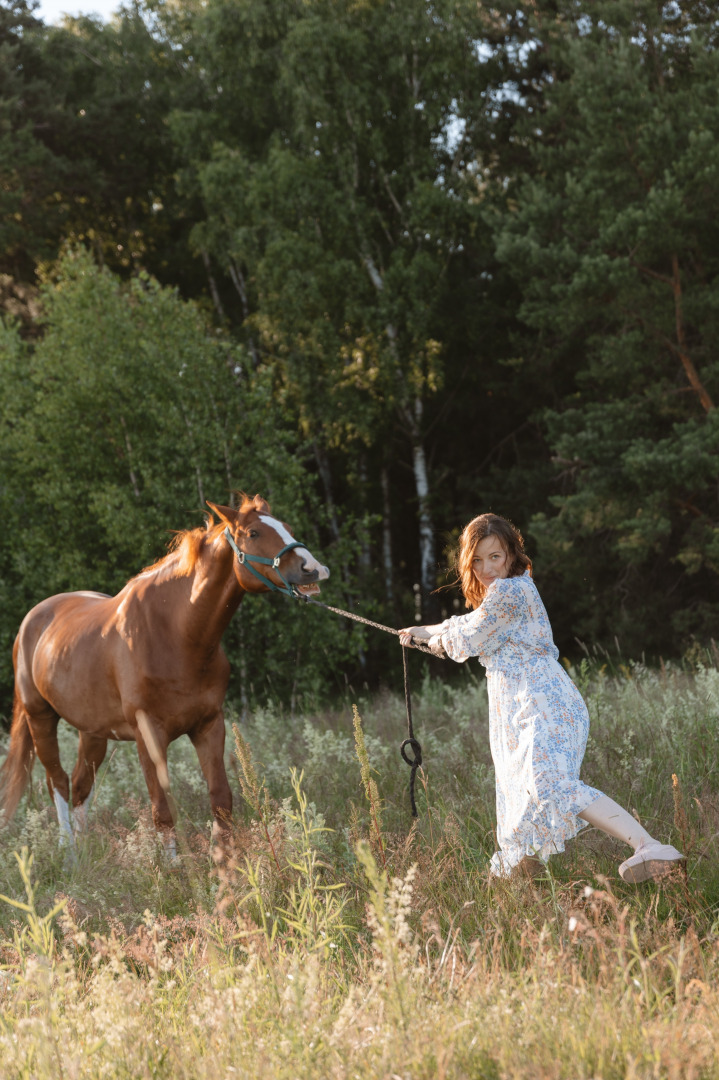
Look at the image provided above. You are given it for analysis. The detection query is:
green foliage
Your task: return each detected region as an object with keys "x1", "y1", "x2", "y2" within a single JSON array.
[
  {"x1": 1, "y1": 0, "x2": 718, "y2": 705},
  {"x1": 0, "y1": 0, "x2": 62, "y2": 280},
  {"x1": 0, "y1": 247, "x2": 371, "y2": 708},
  {"x1": 163, "y1": 0, "x2": 507, "y2": 611},
  {"x1": 277, "y1": 767, "x2": 352, "y2": 958},
  {"x1": 0, "y1": 847, "x2": 66, "y2": 964},
  {"x1": 0, "y1": 0, "x2": 206, "y2": 301},
  {"x1": 494, "y1": 0, "x2": 719, "y2": 654}
]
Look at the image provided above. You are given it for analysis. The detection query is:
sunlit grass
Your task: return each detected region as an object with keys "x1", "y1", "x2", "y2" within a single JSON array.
[{"x1": 1, "y1": 656, "x2": 719, "y2": 1078}]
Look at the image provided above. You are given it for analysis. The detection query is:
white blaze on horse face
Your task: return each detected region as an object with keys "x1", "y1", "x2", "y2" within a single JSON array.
[{"x1": 258, "y1": 515, "x2": 329, "y2": 579}]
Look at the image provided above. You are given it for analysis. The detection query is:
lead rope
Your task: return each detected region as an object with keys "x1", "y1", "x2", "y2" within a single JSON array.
[
  {"x1": 298, "y1": 593, "x2": 442, "y2": 657},
  {"x1": 299, "y1": 593, "x2": 436, "y2": 817},
  {"x1": 400, "y1": 646, "x2": 423, "y2": 818}
]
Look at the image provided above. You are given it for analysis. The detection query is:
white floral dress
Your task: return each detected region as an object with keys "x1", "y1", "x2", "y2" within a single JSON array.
[{"x1": 437, "y1": 571, "x2": 602, "y2": 876}]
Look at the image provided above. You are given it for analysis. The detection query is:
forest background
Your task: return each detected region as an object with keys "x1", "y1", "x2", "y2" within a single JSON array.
[{"x1": 1, "y1": 0, "x2": 718, "y2": 715}]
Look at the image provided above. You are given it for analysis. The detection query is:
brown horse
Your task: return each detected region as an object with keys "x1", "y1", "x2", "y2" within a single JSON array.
[{"x1": 0, "y1": 495, "x2": 329, "y2": 855}]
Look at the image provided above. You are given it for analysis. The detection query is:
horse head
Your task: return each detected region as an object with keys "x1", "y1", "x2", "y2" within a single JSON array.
[{"x1": 207, "y1": 495, "x2": 330, "y2": 596}]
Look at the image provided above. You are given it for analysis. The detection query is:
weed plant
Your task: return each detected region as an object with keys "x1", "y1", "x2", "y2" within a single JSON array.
[{"x1": 0, "y1": 655, "x2": 718, "y2": 1078}]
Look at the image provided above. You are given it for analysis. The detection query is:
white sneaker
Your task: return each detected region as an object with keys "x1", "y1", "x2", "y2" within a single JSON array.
[{"x1": 618, "y1": 840, "x2": 684, "y2": 883}]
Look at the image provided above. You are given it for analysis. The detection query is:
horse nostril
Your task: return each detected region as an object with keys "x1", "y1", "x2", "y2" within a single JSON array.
[{"x1": 300, "y1": 558, "x2": 329, "y2": 580}]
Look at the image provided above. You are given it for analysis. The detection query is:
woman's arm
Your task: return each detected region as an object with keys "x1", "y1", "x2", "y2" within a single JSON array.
[
  {"x1": 398, "y1": 622, "x2": 450, "y2": 657},
  {"x1": 401, "y1": 579, "x2": 523, "y2": 663},
  {"x1": 439, "y1": 579, "x2": 522, "y2": 662},
  {"x1": 398, "y1": 623, "x2": 446, "y2": 643}
]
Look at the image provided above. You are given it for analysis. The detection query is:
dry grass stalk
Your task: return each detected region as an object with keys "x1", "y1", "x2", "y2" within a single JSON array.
[
  {"x1": 352, "y1": 705, "x2": 386, "y2": 869},
  {"x1": 233, "y1": 722, "x2": 283, "y2": 873}
]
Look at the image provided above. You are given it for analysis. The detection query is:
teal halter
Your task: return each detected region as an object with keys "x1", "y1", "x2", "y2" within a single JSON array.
[{"x1": 223, "y1": 527, "x2": 306, "y2": 598}]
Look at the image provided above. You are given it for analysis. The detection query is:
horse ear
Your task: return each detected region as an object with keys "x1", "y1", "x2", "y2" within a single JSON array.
[
  {"x1": 252, "y1": 494, "x2": 271, "y2": 514},
  {"x1": 207, "y1": 501, "x2": 237, "y2": 527}
]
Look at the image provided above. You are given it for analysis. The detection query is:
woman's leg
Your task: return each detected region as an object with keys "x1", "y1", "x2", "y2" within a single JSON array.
[
  {"x1": 579, "y1": 795, "x2": 653, "y2": 847},
  {"x1": 579, "y1": 794, "x2": 683, "y2": 882}
]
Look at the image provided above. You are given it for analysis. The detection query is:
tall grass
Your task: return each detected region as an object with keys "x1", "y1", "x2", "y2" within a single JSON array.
[{"x1": 1, "y1": 657, "x2": 718, "y2": 1078}]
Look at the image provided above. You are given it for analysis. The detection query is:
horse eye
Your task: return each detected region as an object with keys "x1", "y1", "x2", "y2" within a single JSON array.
[{"x1": 249, "y1": 529, "x2": 259, "y2": 539}]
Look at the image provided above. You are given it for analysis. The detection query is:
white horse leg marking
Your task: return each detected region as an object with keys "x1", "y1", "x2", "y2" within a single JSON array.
[
  {"x1": 72, "y1": 784, "x2": 95, "y2": 836},
  {"x1": 161, "y1": 832, "x2": 178, "y2": 861},
  {"x1": 258, "y1": 515, "x2": 330, "y2": 579},
  {"x1": 53, "y1": 789, "x2": 76, "y2": 849}
]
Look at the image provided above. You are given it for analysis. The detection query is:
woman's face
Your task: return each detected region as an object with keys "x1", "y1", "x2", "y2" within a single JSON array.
[{"x1": 472, "y1": 534, "x2": 510, "y2": 589}]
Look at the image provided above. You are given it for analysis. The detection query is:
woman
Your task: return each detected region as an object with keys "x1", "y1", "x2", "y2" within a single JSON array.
[{"x1": 399, "y1": 513, "x2": 683, "y2": 882}]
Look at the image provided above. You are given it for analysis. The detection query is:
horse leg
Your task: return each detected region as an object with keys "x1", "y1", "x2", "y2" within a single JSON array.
[
  {"x1": 71, "y1": 733, "x2": 107, "y2": 836},
  {"x1": 189, "y1": 712, "x2": 232, "y2": 838},
  {"x1": 134, "y1": 710, "x2": 176, "y2": 859},
  {"x1": 27, "y1": 712, "x2": 75, "y2": 850}
]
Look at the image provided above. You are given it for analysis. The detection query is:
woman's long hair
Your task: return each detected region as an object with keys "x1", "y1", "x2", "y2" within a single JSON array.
[{"x1": 455, "y1": 513, "x2": 532, "y2": 609}]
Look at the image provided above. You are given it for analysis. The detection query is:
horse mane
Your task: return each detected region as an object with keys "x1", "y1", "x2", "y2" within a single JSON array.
[{"x1": 140, "y1": 494, "x2": 270, "y2": 580}]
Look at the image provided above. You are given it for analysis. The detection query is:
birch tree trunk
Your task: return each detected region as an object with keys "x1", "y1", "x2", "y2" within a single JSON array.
[
  {"x1": 399, "y1": 395, "x2": 438, "y2": 621},
  {"x1": 409, "y1": 398, "x2": 436, "y2": 602}
]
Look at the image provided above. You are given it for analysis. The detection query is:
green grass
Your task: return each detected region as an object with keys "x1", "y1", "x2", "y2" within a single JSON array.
[{"x1": 1, "y1": 656, "x2": 719, "y2": 1078}]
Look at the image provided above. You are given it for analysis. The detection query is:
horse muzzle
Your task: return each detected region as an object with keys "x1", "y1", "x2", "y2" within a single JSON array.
[{"x1": 286, "y1": 556, "x2": 330, "y2": 586}]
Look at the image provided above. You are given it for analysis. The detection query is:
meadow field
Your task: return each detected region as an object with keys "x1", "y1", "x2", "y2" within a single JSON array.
[{"x1": 1, "y1": 653, "x2": 718, "y2": 1079}]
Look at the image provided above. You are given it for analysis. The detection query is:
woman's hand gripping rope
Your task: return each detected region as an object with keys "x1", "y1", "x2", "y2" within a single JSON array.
[{"x1": 398, "y1": 625, "x2": 447, "y2": 659}]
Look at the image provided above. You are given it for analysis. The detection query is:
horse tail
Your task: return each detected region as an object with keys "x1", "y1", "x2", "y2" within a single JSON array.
[{"x1": 0, "y1": 691, "x2": 36, "y2": 825}]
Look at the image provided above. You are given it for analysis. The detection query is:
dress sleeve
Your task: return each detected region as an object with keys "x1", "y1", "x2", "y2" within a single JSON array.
[{"x1": 439, "y1": 578, "x2": 522, "y2": 663}]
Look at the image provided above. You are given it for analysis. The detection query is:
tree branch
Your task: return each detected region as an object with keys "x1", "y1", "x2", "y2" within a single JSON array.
[
  {"x1": 227, "y1": 258, "x2": 260, "y2": 369},
  {"x1": 476, "y1": 421, "x2": 532, "y2": 474},
  {"x1": 622, "y1": 253, "x2": 715, "y2": 414},
  {"x1": 629, "y1": 258, "x2": 672, "y2": 286},
  {"x1": 670, "y1": 253, "x2": 714, "y2": 413},
  {"x1": 201, "y1": 249, "x2": 226, "y2": 323}
]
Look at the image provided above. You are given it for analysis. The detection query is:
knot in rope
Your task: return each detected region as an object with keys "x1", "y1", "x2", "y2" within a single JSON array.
[{"x1": 401, "y1": 646, "x2": 423, "y2": 818}]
